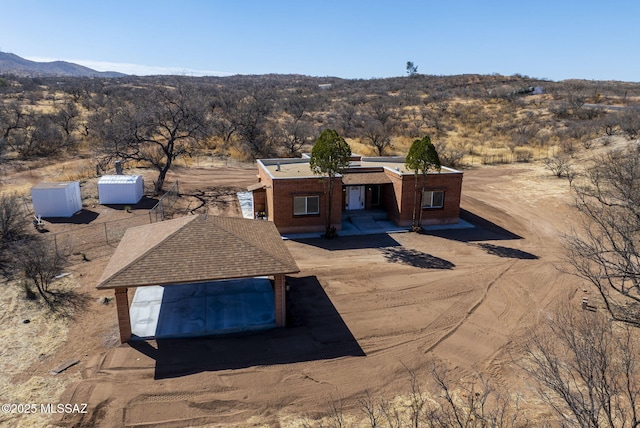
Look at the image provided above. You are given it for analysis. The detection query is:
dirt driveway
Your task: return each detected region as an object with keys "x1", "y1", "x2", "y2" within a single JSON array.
[{"x1": 19, "y1": 162, "x2": 585, "y2": 427}]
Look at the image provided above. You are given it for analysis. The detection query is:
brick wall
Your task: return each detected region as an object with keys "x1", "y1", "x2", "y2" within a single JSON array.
[
  {"x1": 395, "y1": 171, "x2": 463, "y2": 226},
  {"x1": 256, "y1": 165, "x2": 343, "y2": 234},
  {"x1": 255, "y1": 162, "x2": 463, "y2": 233},
  {"x1": 270, "y1": 177, "x2": 343, "y2": 234}
]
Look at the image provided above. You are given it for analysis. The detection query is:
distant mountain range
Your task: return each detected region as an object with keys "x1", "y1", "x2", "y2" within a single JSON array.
[{"x1": 0, "y1": 52, "x2": 126, "y2": 78}]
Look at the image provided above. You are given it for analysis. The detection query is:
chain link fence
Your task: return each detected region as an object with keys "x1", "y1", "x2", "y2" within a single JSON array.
[
  {"x1": 23, "y1": 180, "x2": 181, "y2": 258},
  {"x1": 43, "y1": 213, "x2": 152, "y2": 258},
  {"x1": 149, "y1": 180, "x2": 179, "y2": 223}
]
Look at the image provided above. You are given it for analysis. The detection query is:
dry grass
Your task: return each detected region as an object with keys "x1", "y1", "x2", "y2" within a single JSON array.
[{"x1": 0, "y1": 277, "x2": 81, "y2": 428}]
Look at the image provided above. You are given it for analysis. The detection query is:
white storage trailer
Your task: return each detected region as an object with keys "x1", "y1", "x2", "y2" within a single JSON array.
[
  {"x1": 98, "y1": 175, "x2": 144, "y2": 205},
  {"x1": 31, "y1": 181, "x2": 82, "y2": 218}
]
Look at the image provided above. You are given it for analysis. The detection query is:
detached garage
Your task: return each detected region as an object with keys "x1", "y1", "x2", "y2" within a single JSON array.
[
  {"x1": 31, "y1": 181, "x2": 82, "y2": 218},
  {"x1": 98, "y1": 175, "x2": 144, "y2": 205}
]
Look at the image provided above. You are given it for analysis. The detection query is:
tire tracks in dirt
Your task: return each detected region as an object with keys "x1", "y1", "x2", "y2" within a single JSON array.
[{"x1": 421, "y1": 260, "x2": 517, "y2": 355}]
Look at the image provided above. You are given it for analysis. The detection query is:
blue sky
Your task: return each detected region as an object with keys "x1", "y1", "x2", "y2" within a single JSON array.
[{"x1": 1, "y1": 0, "x2": 638, "y2": 81}]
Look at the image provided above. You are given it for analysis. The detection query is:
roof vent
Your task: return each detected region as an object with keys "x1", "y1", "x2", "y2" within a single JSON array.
[
  {"x1": 395, "y1": 167, "x2": 400, "y2": 171},
  {"x1": 276, "y1": 163, "x2": 281, "y2": 171}
]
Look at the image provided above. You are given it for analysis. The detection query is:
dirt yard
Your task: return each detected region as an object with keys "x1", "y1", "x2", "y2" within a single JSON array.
[{"x1": 1, "y1": 160, "x2": 588, "y2": 427}]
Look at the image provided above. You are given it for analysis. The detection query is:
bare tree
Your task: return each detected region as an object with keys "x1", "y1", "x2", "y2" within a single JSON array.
[
  {"x1": 0, "y1": 194, "x2": 28, "y2": 276},
  {"x1": 92, "y1": 81, "x2": 207, "y2": 193},
  {"x1": 619, "y1": 108, "x2": 640, "y2": 141},
  {"x1": 362, "y1": 118, "x2": 393, "y2": 156},
  {"x1": 275, "y1": 118, "x2": 314, "y2": 157},
  {"x1": 434, "y1": 141, "x2": 466, "y2": 169},
  {"x1": 9, "y1": 113, "x2": 64, "y2": 159},
  {"x1": 275, "y1": 91, "x2": 317, "y2": 156},
  {"x1": 53, "y1": 101, "x2": 81, "y2": 149},
  {"x1": 0, "y1": 100, "x2": 28, "y2": 142},
  {"x1": 281, "y1": 90, "x2": 318, "y2": 123},
  {"x1": 565, "y1": 146, "x2": 640, "y2": 324},
  {"x1": 321, "y1": 363, "x2": 527, "y2": 427},
  {"x1": 208, "y1": 87, "x2": 242, "y2": 145},
  {"x1": 234, "y1": 87, "x2": 275, "y2": 159},
  {"x1": 522, "y1": 305, "x2": 640, "y2": 427},
  {"x1": 337, "y1": 102, "x2": 362, "y2": 138},
  {"x1": 425, "y1": 364, "x2": 521, "y2": 428},
  {"x1": 542, "y1": 152, "x2": 573, "y2": 179},
  {"x1": 14, "y1": 238, "x2": 67, "y2": 308},
  {"x1": 406, "y1": 106, "x2": 429, "y2": 138}
]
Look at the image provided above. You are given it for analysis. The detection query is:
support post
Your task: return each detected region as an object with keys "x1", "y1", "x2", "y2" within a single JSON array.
[
  {"x1": 114, "y1": 288, "x2": 132, "y2": 343},
  {"x1": 274, "y1": 274, "x2": 286, "y2": 327}
]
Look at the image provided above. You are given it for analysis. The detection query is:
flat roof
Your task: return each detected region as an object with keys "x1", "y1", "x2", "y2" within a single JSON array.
[{"x1": 258, "y1": 157, "x2": 462, "y2": 179}]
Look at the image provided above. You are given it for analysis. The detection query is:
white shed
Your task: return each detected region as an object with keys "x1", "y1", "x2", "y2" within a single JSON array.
[
  {"x1": 31, "y1": 181, "x2": 82, "y2": 218},
  {"x1": 98, "y1": 175, "x2": 144, "y2": 205}
]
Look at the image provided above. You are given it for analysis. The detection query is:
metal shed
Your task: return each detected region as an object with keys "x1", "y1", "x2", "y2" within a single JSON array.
[
  {"x1": 31, "y1": 181, "x2": 82, "y2": 218},
  {"x1": 98, "y1": 175, "x2": 144, "y2": 205}
]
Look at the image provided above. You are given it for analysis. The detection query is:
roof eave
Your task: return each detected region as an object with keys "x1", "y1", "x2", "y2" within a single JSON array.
[{"x1": 97, "y1": 268, "x2": 301, "y2": 290}]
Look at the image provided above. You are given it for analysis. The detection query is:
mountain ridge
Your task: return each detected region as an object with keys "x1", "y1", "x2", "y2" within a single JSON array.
[{"x1": 0, "y1": 52, "x2": 126, "y2": 78}]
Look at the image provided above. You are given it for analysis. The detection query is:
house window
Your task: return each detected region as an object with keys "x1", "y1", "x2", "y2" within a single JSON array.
[
  {"x1": 293, "y1": 196, "x2": 320, "y2": 215},
  {"x1": 422, "y1": 190, "x2": 444, "y2": 208}
]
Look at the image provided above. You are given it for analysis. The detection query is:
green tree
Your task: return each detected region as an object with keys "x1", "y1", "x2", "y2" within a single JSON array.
[
  {"x1": 406, "y1": 61, "x2": 418, "y2": 77},
  {"x1": 405, "y1": 135, "x2": 441, "y2": 230},
  {"x1": 309, "y1": 129, "x2": 351, "y2": 238}
]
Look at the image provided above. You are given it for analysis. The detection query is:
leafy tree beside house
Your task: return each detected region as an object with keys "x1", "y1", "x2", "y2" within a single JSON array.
[
  {"x1": 405, "y1": 135, "x2": 441, "y2": 231},
  {"x1": 309, "y1": 129, "x2": 351, "y2": 238}
]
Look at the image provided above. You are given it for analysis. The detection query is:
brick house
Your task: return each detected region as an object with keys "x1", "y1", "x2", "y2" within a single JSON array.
[{"x1": 249, "y1": 155, "x2": 463, "y2": 234}]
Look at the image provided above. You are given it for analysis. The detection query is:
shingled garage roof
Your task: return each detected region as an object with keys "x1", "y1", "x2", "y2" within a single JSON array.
[{"x1": 97, "y1": 215, "x2": 299, "y2": 289}]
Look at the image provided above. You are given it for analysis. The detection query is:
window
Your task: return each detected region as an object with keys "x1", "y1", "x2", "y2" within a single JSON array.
[
  {"x1": 422, "y1": 190, "x2": 444, "y2": 208},
  {"x1": 293, "y1": 196, "x2": 320, "y2": 215}
]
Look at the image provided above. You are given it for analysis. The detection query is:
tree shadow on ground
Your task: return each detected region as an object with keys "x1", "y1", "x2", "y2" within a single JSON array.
[
  {"x1": 291, "y1": 233, "x2": 401, "y2": 251},
  {"x1": 427, "y1": 208, "x2": 522, "y2": 242},
  {"x1": 41, "y1": 289, "x2": 92, "y2": 319},
  {"x1": 381, "y1": 246, "x2": 455, "y2": 270},
  {"x1": 475, "y1": 243, "x2": 539, "y2": 260},
  {"x1": 129, "y1": 275, "x2": 365, "y2": 379}
]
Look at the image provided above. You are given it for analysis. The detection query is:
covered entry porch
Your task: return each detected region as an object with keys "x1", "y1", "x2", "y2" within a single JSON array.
[{"x1": 342, "y1": 170, "x2": 393, "y2": 213}]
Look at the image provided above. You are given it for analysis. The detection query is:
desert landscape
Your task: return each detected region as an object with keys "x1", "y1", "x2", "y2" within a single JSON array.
[
  {"x1": 0, "y1": 153, "x2": 593, "y2": 427},
  {"x1": 1, "y1": 68, "x2": 639, "y2": 427}
]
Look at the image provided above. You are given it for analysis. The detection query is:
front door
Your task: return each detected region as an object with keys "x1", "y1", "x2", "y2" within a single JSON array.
[{"x1": 346, "y1": 185, "x2": 365, "y2": 210}]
